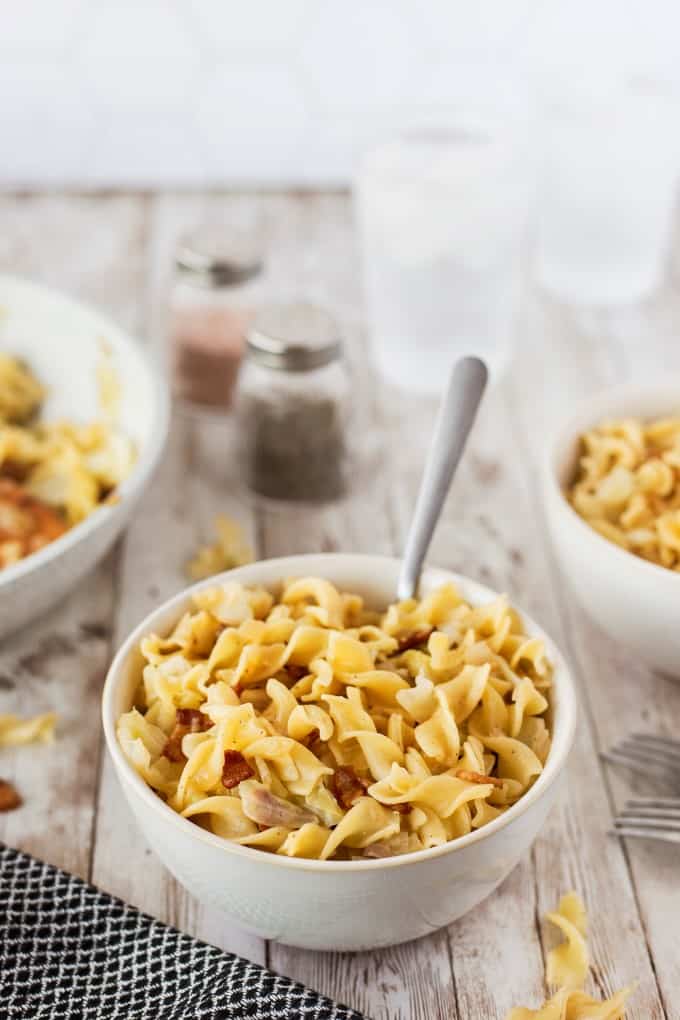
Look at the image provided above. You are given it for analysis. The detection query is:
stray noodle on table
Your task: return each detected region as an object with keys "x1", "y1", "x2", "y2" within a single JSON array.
[
  {"x1": 506, "y1": 892, "x2": 635, "y2": 1019},
  {"x1": 0, "y1": 711, "x2": 57, "y2": 812}
]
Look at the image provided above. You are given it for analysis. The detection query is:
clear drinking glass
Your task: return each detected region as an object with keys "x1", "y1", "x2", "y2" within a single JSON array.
[
  {"x1": 354, "y1": 114, "x2": 533, "y2": 394},
  {"x1": 536, "y1": 78, "x2": 680, "y2": 305}
]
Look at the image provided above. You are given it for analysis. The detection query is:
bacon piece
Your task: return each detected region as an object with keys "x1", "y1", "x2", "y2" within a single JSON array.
[
  {"x1": 0, "y1": 460, "x2": 30, "y2": 482},
  {"x1": 0, "y1": 778, "x2": 22, "y2": 812},
  {"x1": 176, "y1": 708, "x2": 208, "y2": 731},
  {"x1": 162, "y1": 734, "x2": 185, "y2": 763},
  {"x1": 284, "y1": 663, "x2": 308, "y2": 681},
  {"x1": 456, "y1": 769, "x2": 504, "y2": 788},
  {"x1": 331, "y1": 766, "x2": 368, "y2": 810},
  {"x1": 221, "y1": 750, "x2": 254, "y2": 790},
  {"x1": 0, "y1": 478, "x2": 67, "y2": 559},
  {"x1": 163, "y1": 708, "x2": 210, "y2": 762},
  {"x1": 306, "y1": 737, "x2": 326, "y2": 760},
  {"x1": 397, "y1": 627, "x2": 434, "y2": 652},
  {"x1": 294, "y1": 727, "x2": 321, "y2": 750}
]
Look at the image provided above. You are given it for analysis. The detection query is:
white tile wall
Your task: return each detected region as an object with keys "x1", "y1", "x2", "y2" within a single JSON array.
[{"x1": 1, "y1": 0, "x2": 678, "y2": 188}]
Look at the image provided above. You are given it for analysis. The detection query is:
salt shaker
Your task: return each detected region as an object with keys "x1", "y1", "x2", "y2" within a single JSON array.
[
  {"x1": 235, "y1": 302, "x2": 351, "y2": 503},
  {"x1": 168, "y1": 224, "x2": 264, "y2": 413}
]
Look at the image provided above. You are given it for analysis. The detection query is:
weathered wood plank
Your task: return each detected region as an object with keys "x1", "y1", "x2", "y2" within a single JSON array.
[
  {"x1": 90, "y1": 192, "x2": 264, "y2": 963},
  {"x1": 0, "y1": 556, "x2": 116, "y2": 878}
]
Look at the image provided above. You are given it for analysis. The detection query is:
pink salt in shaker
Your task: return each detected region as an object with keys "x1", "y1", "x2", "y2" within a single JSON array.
[{"x1": 169, "y1": 224, "x2": 264, "y2": 414}]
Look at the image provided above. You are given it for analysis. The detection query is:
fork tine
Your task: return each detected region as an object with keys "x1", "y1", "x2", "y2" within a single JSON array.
[
  {"x1": 623, "y1": 738, "x2": 680, "y2": 762},
  {"x1": 607, "y1": 733, "x2": 680, "y2": 845},
  {"x1": 602, "y1": 746, "x2": 680, "y2": 772},
  {"x1": 617, "y1": 810, "x2": 680, "y2": 825},
  {"x1": 610, "y1": 826, "x2": 680, "y2": 845},
  {"x1": 623, "y1": 803, "x2": 680, "y2": 819},
  {"x1": 630, "y1": 733, "x2": 680, "y2": 754},
  {"x1": 600, "y1": 748, "x2": 680, "y2": 779},
  {"x1": 618, "y1": 736, "x2": 680, "y2": 760},
  {"x1": 616, "y1": 753, "x2": 680, "y2": 776},
  {"x1": 625, "y1": 797, "x2": 680, "y2": 809},
  {"x1": 615, "y1": 751, "x2": 680, "y2": 776}
]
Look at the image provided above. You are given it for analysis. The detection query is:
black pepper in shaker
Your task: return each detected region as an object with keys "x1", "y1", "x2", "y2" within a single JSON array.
[{"x1": 235, "y1": 302, "x2": 350, "y2": 503}]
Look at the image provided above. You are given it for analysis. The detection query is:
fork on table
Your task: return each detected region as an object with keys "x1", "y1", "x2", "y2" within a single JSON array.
[{"x1": 601, "y1": 733, "x2": 680, "y2": 845}]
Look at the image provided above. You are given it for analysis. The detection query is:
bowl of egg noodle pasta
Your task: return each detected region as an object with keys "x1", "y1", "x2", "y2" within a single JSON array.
[
  {"x1": 0, "y1": 274, "x2": 168, "y2": 636},
  {"x1": 103, "y1": 553, "x2": 576, "y2": 950},
  {"x1": 544, "y1": 379, "x2": 680, "y2": 676}
]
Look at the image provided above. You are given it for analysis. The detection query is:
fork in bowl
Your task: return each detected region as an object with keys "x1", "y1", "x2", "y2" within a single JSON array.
[{"x1": 602, "y1": 733, "x2": 680, "y2": 845}]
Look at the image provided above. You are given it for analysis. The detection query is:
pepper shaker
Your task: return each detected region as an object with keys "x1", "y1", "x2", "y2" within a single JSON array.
[{"x1": 235, "y1": 302, "x2": 351, "y2": 503}]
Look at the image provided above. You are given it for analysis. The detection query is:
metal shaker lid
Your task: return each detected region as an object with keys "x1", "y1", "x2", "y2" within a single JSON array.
[
  {"x1": 246, "y1": 301, "x2": 343, "y2": 371},
  {"x1": 175, "y1": 223, "x2": 264, "y2": 286}
]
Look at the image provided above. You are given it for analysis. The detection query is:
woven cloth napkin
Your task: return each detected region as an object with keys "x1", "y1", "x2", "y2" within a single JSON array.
[{"x1": 0, "y1": 843, "x2": 367, "y2": 1020}]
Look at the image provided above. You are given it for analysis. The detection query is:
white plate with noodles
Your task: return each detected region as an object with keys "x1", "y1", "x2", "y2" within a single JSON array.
[
  {"x1": 0, "y1": 274, "x2": 169, "y2": 637},
  {"x1": 103, "y1": 553, "x2": 577, "y2": 951}
]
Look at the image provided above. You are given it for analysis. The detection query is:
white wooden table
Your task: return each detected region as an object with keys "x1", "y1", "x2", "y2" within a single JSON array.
[{"x1": 0, "y1": 192, "x2": 677, "y2": 1020}]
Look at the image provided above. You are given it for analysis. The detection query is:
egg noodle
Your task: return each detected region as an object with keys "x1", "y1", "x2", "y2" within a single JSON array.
[
  {"x1": 0, "y1": 353, "x2": 135, "y2": 568},
  {"x1": 0, "y1": 711, "x2": 58, "y2": 813},
  {"x1": 0, "y1": 712, "x2": 56, "y2": 748},
  {"x1": 507, "y1": 892, "x2": 635, "y2": 1019},
  {"x1": 186, "y1": 514, "x2": 253, "y2": 581},
  {"x1": 118, "y1": 577, "x2": 552, "y2": 861},
  {"x1": 569, "y1": 416, "x2": 680, "y2": 570}
]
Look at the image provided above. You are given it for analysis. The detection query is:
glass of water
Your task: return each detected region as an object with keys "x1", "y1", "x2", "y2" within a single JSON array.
[
  {"x1": 354, "y1": 114, "x2": 533, "y2": 394},
  {"x1": 536, "y1": 78, "x2": 680, "y2": 305}
]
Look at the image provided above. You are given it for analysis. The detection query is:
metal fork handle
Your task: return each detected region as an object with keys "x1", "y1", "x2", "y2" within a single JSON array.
[{"x1": 397, "y1": 357, "x2": 488, "y2": 602}]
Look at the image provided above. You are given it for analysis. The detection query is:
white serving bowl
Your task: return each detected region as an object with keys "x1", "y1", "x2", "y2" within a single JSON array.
[
  {"x1": 0, "y1": 274, "x2": 169, "y2": 637},
  {"x1": 102, "y1": 553, "x2": 576, "y2": 951},
  {"x1": 543, "y1": 380, "x2": 680, "y2": 676}
]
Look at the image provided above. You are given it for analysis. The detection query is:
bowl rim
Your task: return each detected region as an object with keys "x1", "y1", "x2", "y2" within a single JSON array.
[
  {"x1": 543, "y1": 376, "x2": 680, "y2": 586},
  {"x1": 0, "y1": 273, "x2": 170, "y2": 587},
  {"x1": 102, "y1": 553, "x2": 577, "y2": 873}
]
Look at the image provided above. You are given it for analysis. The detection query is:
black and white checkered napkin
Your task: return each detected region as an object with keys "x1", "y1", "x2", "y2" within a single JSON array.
[{"x1": 0, "y1": 843, "x2": 367, "y2": 1020}]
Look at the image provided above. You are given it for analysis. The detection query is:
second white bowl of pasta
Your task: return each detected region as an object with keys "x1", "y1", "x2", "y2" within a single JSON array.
[
  {"x1": 0, "y1": 274, "x2": 168, "y2": 636},
  {"x1": 102, "y1": 554, "x2": 576, "y2": 951},
  {"x1": 543, "y1": 380, "x2": 680, "y2": 676}
]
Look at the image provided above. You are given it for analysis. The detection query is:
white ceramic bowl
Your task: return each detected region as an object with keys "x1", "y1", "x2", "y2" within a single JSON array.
[
  {"x1": 543, "y1": 379, "x2": 680, "y2": 676},
  {"x1": 0, "y1": 274, "x2": 169, "y2": 637},
  {"x1": 102, "y1": 553, "x2": 576, "y2": 951}
]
